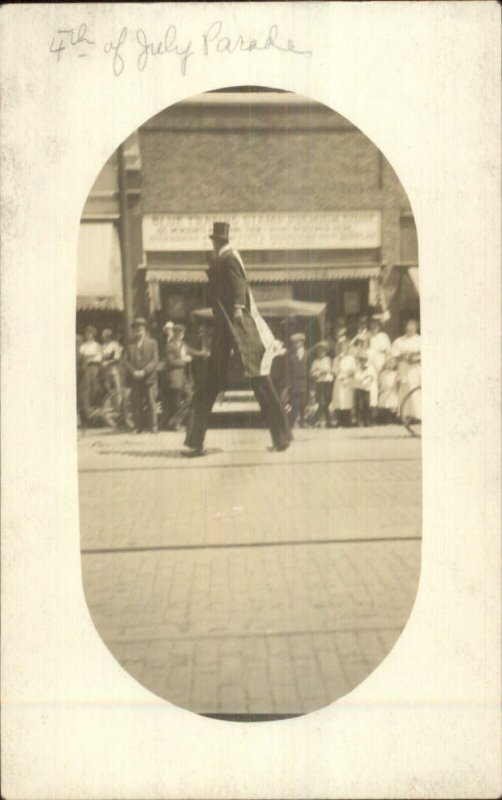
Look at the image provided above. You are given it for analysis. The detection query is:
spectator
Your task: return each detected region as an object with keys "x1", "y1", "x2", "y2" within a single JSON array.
[
  {"x1": 76, "y1": 334, "x2": 84, "y2": 427},
  {"x1": 310, "y1": 341, "x2": 335, "y2": 428},
  {"x1": 159, "y1": 321, "x2": 175, "y2": 429},
  {"x1": 331, "y1": 335, "x2": 356, "y2": 427},
  {"x1": 392, "y1": 318, "x2": 421, "y2": 421},
  {"x1": 164, "y1": 323, "x2": 194, "y2": 431},
  {"x1": 79, "y1": 325, "x2": 102, "y2": 425},
  {"x1": 368, "y1": 316, "x2": 392, "y2": 423},
  {"x1": 100, "y1": 328, "x2": 123, "y2": 395},
  {"x1": 353, "y1": 349, "x2": 378, "y2": 427},
  {"x1": 186, "y1": 322, "x2": 210, "y2": 388},
  {"x1": 368, "y1": 316, "x2": 391, "y2": 373},
  {"x1": 287, "y1": 332, "x2": 309, "y2": 428},
  {"x1": 378, "y1": 353, "x2": 399, "y2": 423},
  {"x1": 124, "y1": 317, "x2": 159, "y2": 433}
]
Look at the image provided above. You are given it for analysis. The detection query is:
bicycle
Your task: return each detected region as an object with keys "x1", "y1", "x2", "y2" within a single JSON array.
[
  {"x1": 400, "y1": 385, "x2": 422, "y2": 438},
  {"x1": 100, "y1": 386, "x2": 135, "y2": 431}
]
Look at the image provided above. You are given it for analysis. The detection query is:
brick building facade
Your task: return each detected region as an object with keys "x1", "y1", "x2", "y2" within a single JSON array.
[
  {"x1": 138, "y1": 90, "x2": 419, "y2": 341},
  {"x1": 77, "y1": 89, "x2": 420, "y2": 343}
]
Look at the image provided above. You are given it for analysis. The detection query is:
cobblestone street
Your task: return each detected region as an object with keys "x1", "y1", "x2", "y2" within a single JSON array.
[{"x1": 79, "y1": 425, "x2": 421, "y2": 717}]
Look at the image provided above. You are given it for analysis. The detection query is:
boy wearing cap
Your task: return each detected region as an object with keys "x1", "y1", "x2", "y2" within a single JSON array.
[
  {"x1": 287, "y1": 332, "x2": 309, "y2": 428},
  {"x1": 124, "y1": 318, "x2": 159, "y2": 433},
  {"x1": 353, "y1": 348, "x2": 378, "y2": 427},
  {"x1": 183, "y1": 222, "x2": 290, "y2": 455},
  {"x1": 310, "y1": 341, "x2": 335, "y2": 428}
]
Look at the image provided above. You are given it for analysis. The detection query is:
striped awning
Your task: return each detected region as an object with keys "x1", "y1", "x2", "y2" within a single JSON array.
[
  {"x1": 77, "y1": 222, "x2": 123, "y2": 310},
  {"x1": 145, "y1": 264, "x2": 381, "y2": 284}
]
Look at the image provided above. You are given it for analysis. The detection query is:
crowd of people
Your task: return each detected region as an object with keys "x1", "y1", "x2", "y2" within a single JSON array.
[
  {"x1": 277, "y1": 314, "x2": 421, "y2": 429},
  {"x1": 76, "y1": 318, "x2": 209, "y2": 432},
  {"x1": 76, "y1": 312, "x2": 421, "y2": 433}
]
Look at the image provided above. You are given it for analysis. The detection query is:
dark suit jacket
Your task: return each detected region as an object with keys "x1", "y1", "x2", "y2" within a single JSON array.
[
  {"x1": 207, "y1": 248, "x2": 248, "y2": 319},
  {"x1": 124, "y1": 336, "x2": 159, "y2": 386},
  {"x1": 287, "y1": 351, "x2": 309, "y2": 395},
  {"x1": 206, "y1": 247, "x2": 271, "y2": 379}
]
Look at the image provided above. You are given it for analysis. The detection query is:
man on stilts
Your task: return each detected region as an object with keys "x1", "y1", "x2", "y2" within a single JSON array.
[{"x1": 182, "y1": 221, "x2": 291, "y2": 457}]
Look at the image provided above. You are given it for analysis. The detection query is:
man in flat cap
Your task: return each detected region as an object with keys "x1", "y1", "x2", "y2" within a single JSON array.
[
  {"x1": 183, "y1": 221, "x2": 291, "y2": 456},
  {"x1": 287, "y1": 332, "x2": 309, "y2": 428},
  {"x1": 124, "y1": 317, "x2": 159, "y2": 433}
]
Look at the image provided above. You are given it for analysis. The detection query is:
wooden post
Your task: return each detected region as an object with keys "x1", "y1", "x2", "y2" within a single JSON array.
[{"x1": 117, "y1": 144, "x2": 134, "y2": 342}]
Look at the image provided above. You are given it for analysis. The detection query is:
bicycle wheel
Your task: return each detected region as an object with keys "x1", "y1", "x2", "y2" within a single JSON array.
[
  {"x1": 400, "y1": 385, "x2": 422, "y2": 438},
  {"x1": 121, "y1": 388, "x2": 135, "y2": 431},
  {"x1": 101, "y1": 391, "x2": 122, "y2": 428},
  {"x1": 102, "y1": 388, "x2": 135, "y2": 430}
]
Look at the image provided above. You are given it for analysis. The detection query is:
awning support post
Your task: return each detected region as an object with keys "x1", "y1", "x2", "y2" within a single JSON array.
[{"x1": 117, "y1": 144, "x2": 134, "y2": 340}]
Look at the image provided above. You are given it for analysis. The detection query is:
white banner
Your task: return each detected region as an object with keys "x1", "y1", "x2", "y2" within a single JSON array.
[{"x1": 143, "y1": 211, "x2": 381, "y2": 251}]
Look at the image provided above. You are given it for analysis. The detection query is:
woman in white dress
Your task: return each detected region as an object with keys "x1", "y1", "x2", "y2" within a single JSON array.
[
  {"x1": 378, "y1": 353, "x2": 399, "y2": 423},
  {"x1": 331, "y1": 336, "x2": 356, "y2": 427},
  {"x1": 368, "y1": 316, "x2": 391, "y2": 373},
  {"x1": 368, "y1": 316, "x2": 391, "y2": 423},
  {"x1": 392, "y1": 318, "x2": 421, "y2": 420}
]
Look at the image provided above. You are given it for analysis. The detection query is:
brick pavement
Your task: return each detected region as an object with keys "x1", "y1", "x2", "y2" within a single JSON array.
[{"x1": 79, "y1": 427, "x2": 421, "y2": 716}]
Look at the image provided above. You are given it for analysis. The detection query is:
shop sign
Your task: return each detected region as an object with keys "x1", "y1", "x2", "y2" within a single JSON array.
[{"x1": 143, "y1": 211, "x2": 381, "y2": 251}]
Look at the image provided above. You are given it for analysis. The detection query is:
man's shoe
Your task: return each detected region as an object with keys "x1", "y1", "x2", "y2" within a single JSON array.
[{"x1": 181, "y1": 446, "x2": 206, "y2": 458}]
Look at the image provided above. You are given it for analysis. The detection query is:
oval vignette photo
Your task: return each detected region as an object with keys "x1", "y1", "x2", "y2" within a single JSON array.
[{"x1": 77, "y1": 87, "x2": 422, "y2": 721}]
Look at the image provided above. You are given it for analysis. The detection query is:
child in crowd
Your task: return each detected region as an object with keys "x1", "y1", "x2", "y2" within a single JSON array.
[
  {"x1": 331, "y1": 335, "x2": 356, "y2": 427},
  {"x1": 310, "y1": 341, "x2": 334, "y2": 428},
  {"x1": 353, "y1": 349, "x2": 378, "y2": 427}
]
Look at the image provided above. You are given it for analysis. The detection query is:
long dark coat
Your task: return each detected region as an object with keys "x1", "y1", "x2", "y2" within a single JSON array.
[
  {"x1": 207, "y1": 245, "x2": 275, "y2": 379},
  {"x1": 123, "y1": 336, "x2": 159, "y2": 386}
]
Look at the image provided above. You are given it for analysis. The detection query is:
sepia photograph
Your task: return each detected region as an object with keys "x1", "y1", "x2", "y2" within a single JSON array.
[
  {"x1": 77, "y1": 87, "x2": 422, "y2": 721},
  {"x1": 2, "y1": 2, "x2": 500, "y2": 797}
]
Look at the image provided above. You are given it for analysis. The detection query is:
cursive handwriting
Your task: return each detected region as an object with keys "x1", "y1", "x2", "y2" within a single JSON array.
[
  {"x1": 103, "y1": 27, "x2": 128, "y2": 77},
  {"x1": 50, "y1": 20, "x2": 312, "y2": 77},
  {"x1": 136, "y1": 26, "x2": 194, "y2": 76},
  {"x1": 202, "y1": 21, "x2": 312, "y2": 57},
  {"x1": 50, "y1": 23, "x2": 95, "y2": 61}
]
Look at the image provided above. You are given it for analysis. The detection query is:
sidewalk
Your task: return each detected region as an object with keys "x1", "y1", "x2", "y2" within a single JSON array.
[{"x1": 79, "y1": 426, "x2": 421, "y2": 716}]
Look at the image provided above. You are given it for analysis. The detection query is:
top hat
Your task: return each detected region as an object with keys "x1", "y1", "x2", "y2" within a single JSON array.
[
  {"x1": 209, "y1": 221, "x2": 230, "y2": 241},
  {"x1": 131, "y1": 317, "x2": 147, "y2": 328}
]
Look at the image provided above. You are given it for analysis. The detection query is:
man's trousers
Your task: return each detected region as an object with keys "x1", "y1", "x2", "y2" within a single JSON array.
[
  {"x1": 185, "y1": 327, "x2": 290, "y2": 451},
  {"x1": 130, "y1": 379, "x2": 158, "y2": 432}
]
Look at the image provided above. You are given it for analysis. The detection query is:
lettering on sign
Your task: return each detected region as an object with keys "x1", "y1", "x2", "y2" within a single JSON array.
[{"x1": 143, "y1": 212, "x2": 381, "y2": 251}]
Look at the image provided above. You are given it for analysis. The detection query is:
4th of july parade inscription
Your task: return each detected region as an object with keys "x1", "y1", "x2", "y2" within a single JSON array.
[{"x1": 50, "y1": 21, "x2": 312, "y2": 77}]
